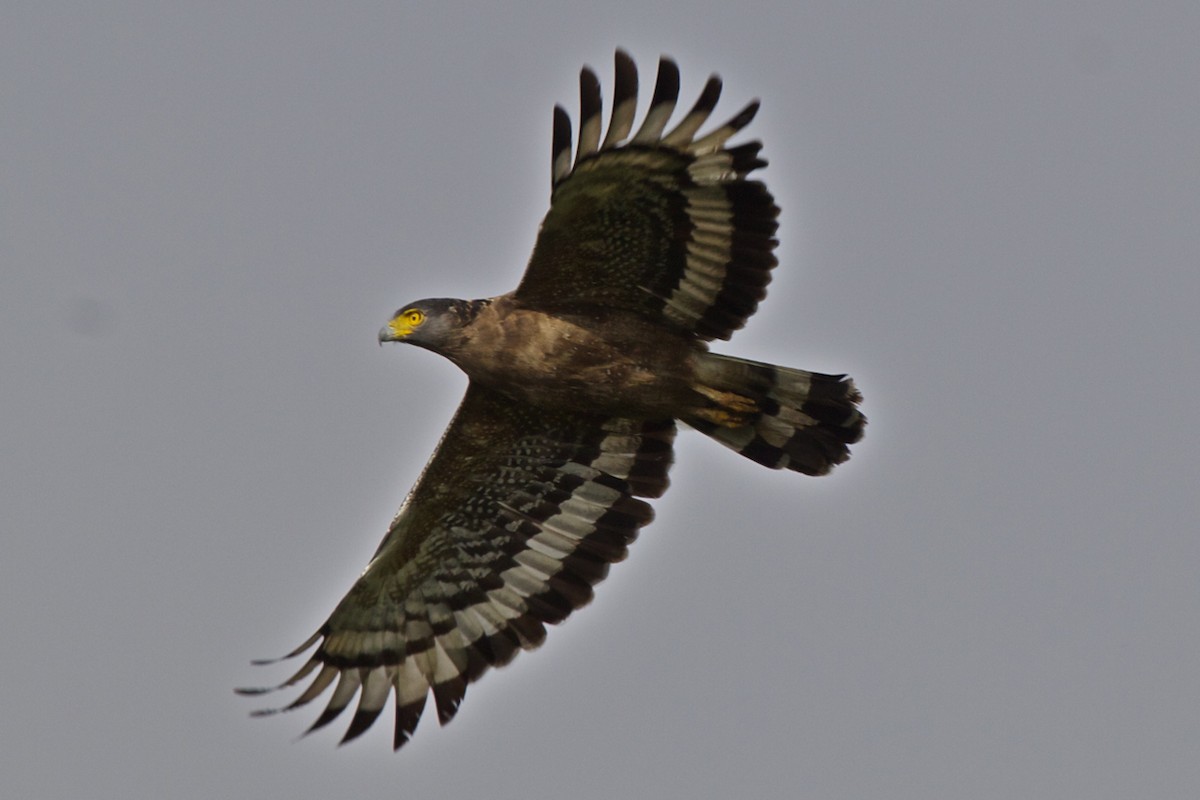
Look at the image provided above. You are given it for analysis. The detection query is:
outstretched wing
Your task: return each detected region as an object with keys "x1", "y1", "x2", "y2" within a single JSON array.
[
  {"x1": 239, "y1": 384, "x2": 674, "y2": 749},
  {"x1": 515, "y1": 49, "x2": 780, "y2": 341}
]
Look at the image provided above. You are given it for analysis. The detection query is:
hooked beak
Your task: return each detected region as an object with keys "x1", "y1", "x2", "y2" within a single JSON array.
[{"x1": 378, "y1": 319, "x2": 403, "y2": 345}]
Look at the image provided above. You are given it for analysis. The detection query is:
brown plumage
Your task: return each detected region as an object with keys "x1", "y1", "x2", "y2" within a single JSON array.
[{"x1": 239, "y1": 49, "x2": 865, "y2": 750}]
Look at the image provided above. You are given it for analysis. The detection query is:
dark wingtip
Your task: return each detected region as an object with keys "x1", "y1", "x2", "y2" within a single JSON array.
[
  {"x1": 338, "y1": 707, "x2": 385, "y2": 746},
  {"x1": 730, "y1": 99, "x2": 761, "y2": 131},
  {"x1": 653, "y1": 56, "x2": 680, "y2": 104},
  {"x1": 613, "y1": 49, "x2": 637, "y2": 95},
  {"x1": 432, "y1": 675, "x2": 468, "y2": 725},
  {"x1": 579, "y1": 68, "x2": 601, "y2": 115},
  {"x1": 303, "y1": 706, "x2": 345, "y2": 737},
  {"x1": 393, "y1": 696, "x2": 427, "y2": 751},
  {"x1": 551, "y1": 104, "x2": 573, "y2": 188}
]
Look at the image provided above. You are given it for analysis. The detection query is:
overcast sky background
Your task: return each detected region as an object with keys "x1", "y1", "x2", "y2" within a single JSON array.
[{"x1": 4, "y1": 3, "x2": 1199, "y2": 798}]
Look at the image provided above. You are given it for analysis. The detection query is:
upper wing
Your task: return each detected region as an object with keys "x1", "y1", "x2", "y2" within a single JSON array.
[
  {"x1": 239, "y1": 384, "x2": 675, "y2": 749},
  {"x1": 515, "y1": 50, "x2": 780, "y2": 341}
]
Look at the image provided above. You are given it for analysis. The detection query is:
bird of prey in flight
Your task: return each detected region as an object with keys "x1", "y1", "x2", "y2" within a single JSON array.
[{"x1": 239, "y1": 49, "x2": 865, "y2": 750}]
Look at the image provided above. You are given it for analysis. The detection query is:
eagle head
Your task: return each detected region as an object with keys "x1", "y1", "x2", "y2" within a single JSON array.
[{"x1": 378, "y1": 298, "x2": 485, "y2": 354}]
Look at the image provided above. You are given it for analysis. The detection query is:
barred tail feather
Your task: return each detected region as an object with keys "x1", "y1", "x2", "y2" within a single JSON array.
[{"x1": 686, "y1": 353, "x2": 865, "y2": 476}]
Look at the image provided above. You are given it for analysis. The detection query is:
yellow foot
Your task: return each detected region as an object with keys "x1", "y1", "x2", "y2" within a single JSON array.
[
  {"x1": 692, "y1": 406, "x2": 752, "y2": 427},
  {"x1": 694, "y1": 385, "x2": 759, "y2": 411},
  {"x1": 692, "y1": 386, "x2": 759, "y2": 427}
]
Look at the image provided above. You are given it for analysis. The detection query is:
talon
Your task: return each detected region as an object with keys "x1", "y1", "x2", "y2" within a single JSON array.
[
  {"x1": 694, "y1": 385, "x2": 759, "y2": 424},
  {"x1": 692, "y1": 406, "x2": 751, "y2": 427}
]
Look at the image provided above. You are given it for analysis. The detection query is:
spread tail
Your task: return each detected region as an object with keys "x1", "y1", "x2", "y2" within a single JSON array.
[{"x1": 685, "y1": 353, "x2": 865, "y2": 476}]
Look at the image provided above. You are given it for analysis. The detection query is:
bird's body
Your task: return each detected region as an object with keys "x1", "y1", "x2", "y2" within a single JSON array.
[
  {"x1": 402, "y1": 297, "x2": 700, "y2": 418},
  {"x1": 241, "y1": 50, "x2": 865, "y2": 750}
]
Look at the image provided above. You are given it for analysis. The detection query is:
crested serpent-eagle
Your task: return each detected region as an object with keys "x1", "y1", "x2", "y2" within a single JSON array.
[{"x1": 239, "y1": 50, "x2": 866, "y2": 750}]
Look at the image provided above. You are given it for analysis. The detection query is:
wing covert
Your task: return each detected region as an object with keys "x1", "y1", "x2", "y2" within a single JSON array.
[
  {"x1": 517, "y1": 50, "x2": 780, "y2": 341},
  {"x1": 239, "y1": 384, "x2": 675, "y2": 749}
]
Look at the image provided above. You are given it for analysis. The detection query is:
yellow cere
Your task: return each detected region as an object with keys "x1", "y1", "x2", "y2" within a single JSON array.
[{"x1": 388, "y1": 308, "x2": 425, "y2": 339}]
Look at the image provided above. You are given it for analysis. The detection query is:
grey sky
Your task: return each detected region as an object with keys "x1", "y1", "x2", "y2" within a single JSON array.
[{"x1": 4, "y1": 2, "x2": 1199, "y2": 798}]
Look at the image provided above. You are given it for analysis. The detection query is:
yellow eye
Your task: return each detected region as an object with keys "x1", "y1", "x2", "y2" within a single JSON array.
[{"x1": 382, "y1": 307, "x2": 428, "y2": 342}]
